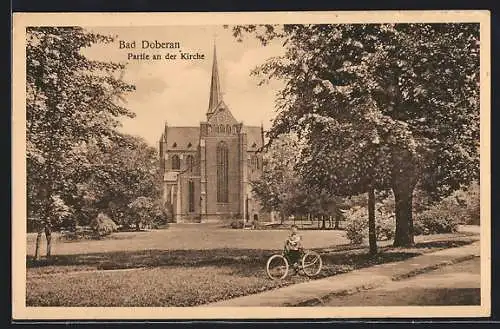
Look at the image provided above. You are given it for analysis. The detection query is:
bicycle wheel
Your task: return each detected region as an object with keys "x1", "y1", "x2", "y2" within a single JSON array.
[
  {"x1": 266, "y1": 254, "x2": 289, "y2": 280},
  {"x1": 301, "y1": 251, "x2": 323, "y2": 277}
]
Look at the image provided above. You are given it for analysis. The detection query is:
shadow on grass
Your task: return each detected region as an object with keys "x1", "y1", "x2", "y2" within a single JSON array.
[
  {"x1": 412, "y1": 240, "x2": 473, "y2": 249},
  {"x1": 26, "y1": 239, "x2": 474, "y2": 279},
  {"x1": 27, "y1": 248, "x2": 280, "y2": 271}
]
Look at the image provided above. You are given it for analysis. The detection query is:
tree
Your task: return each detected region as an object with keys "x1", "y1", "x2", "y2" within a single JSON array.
[
  {"x1": 27, "y1": 27, "x2": 135, "y2": 259},
  {"x1": 296, "y1": 102, "x2": 392, "y2": 252},
  {"x1": 71, "y1": 134, "x2": 163, "y2": 230},
  {"x1": 250, "y1": 134, "x2": 305, "y2": 223},
  {"x1": 251, "y1": 133, "x2": 345, "y2": 229},
  {"x1": 127, "y1": 196, "x2": 156, "y2": 231},
  {"x1": 229, "y1": 23, "x2": 479, "y2": 247}
]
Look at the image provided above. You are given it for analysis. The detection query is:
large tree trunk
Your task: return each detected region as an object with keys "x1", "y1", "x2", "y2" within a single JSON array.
[
  {"x1": 34, "y1": 229, "x2": 43, "y2": 261},
  {"x1": 368, "y1": 188, "x2": 377, "y2": 255},
  {"x1": 44, "y1": 225, "x2": 52, "y2": 258},
  {"x1": 390, "y1": 141, "x2": 419, "y2": 247},
  {"x1": 393, "y1": 186, "x2": 415, "y2": 247}
]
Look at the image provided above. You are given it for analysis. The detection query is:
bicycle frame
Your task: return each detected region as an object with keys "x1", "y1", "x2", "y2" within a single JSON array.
[{"x1": 283, "y1": 248, "x2": 305, "y2": 265}]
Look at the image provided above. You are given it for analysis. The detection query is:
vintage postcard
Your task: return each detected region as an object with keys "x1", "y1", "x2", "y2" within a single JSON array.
[{"x1": 12, "y1": 11, "x2": 491, "y2": 320}]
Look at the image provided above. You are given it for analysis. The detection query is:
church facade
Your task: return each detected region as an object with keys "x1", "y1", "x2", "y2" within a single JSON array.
[{"x1": 158, "y1": 46, "x2": 270, "y2": 223}]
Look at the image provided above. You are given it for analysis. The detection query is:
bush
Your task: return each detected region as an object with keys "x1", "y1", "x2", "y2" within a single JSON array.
[
  {"x1": 230, "y1": 220, "x2": 245, "y2": 229},
  {"x1": 457, "y1": 181, "x2": 480, "y2": 225},
  {"x1": 375, "y1": 197, "x2": 395, "y2": 241},
  {"x1": 413, "y1": 219, "x2": 428, "y2": 236},
  {"x1": 412, "y1": 182, "x2": 479, "y2": 234},
  {"x1": 59, "y1": 230, "x2": 80, "y2": 241},
  {"x1": 413, "y1": 206, "x2": 459, "y2": 235},
  {"x1": 58, "y1": 226, "x2": 97, "y2": 241},
  {"x1": 345, "y1": 219, "x2": 366, "y2": 244},
  {"x1": 344, "y1": 203, "x2": 396, "y2": 244},
  {"x1": 344, "y1": 207, "x2": 367, "y2": 244},
  {"x1": 343, "y1": 183, "x2": 479, "y2": 240},
  {"x1": 90, "y1": 213, "x2": 118, "y2": 238},
  {"x1": 376, "y1": 213, "x2": 395, "y2": 241},
  {"x1": 126, "y1": 196, "x2": 171, "y2": 230},
  {"x1": 412, "y1": 184, "x2": 481, "y2": 235}
]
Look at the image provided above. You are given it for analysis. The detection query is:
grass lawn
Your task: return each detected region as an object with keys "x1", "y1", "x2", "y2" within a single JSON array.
[
  {"x1": 26, "y1": 227, "x2": 479, "y2": 307},
  {"x1": 26, "y1": 224, "x2": 350, "y2": 256}
]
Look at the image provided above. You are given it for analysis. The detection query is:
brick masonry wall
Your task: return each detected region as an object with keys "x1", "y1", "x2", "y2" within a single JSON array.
[
  {"x1": 160, "y1": 130, "x2": 270, "y2": 222},
  {"x1": 204, "y1": 135, "x2": 241, "y2": 218}
]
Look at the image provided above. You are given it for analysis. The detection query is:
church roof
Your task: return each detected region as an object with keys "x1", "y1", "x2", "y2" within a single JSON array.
[
  {"x1": 207, "y1": 103, "x2": 238, "y2": 125},
  {"x1": 244, "y1": 126, "x2": 263, "y2": 151},
  {"x1": 164, "y1": 126, "x2": 200, "y2": 151},
  {"x1": 163, "y1": 125, "x2": 262, "y2": 151}
]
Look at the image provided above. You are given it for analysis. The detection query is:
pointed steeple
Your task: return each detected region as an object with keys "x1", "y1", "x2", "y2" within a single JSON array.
[{"x1": 207, "y1": 43, "x2": 222, "y2": 116}]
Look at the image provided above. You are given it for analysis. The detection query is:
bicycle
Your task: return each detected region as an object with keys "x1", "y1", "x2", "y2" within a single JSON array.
[{"x1": 265, "y1": 248, "x2": 323, "y2": 280}]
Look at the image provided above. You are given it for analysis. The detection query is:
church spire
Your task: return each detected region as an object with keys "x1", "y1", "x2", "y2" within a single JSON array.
[{"x1": 207, "y1": 42, "x2": 222, "y2": 116}]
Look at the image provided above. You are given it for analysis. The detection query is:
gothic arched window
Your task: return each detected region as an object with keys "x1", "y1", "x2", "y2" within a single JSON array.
[
  {"x1": 208, "y1": 125, "x2": 212, "y2": 134},
  {"x1": 220, "y1": 124, "x2": 225, "y2": 133},
  {"x1": 171, "y1": 154, "x2": 180, "y2": 170},
  {"x1": 226, "y1": 124, "x2": 230, "y2": 134},
  {"x1": 216, "y1": 141, "x2": 229, "y2": 203},
  {"x1": 188, "y1": 180, "x2": 195, "y2": 212},
  {"x1": 186, "y1": 154, "x2": 194, "y2": 172}
]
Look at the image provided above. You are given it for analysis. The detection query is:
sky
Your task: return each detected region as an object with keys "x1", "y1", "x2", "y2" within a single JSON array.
[{"x1": 82, "y1": 25, "x2": 286, "y2": 147}]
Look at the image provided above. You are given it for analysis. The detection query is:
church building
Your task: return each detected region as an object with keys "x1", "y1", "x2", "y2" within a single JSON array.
[{"x1": 158, "y1": 45, "x2": 269, "y2": 223}]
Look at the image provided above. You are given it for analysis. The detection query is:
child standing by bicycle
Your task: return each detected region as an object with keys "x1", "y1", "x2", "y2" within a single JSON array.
[{"x1": 284, "y1": 224, "x2": 303, "y2": 269}]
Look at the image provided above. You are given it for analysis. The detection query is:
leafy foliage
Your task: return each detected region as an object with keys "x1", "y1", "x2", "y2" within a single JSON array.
[
  {"x1": 344, "y1": 199, "x2": 395, "y2": 245},
  {"x1": 230, "y1": 220, "x2": 245, "y2": 229},
  {"x1": 127, "y1": 196, "x2": 165, "y2": 230},
  {"x1": 47, "y1": 194, "x2": 73, "y2": 228},
  {"x1": 230, "y1": 24, "x2": 480, "y2": 246},
  {"x1": 344, "y1": 208, "x2": 367, "y2": 245},
  {"x1": 90, "y1": 213, "x2": 118, "y2": 238},
  {"x1": 414, "y1": 181, "x2": 480, "y2": 234},
  {"x1": 72, "y1": 135, "x2": 163, "y2": 230},
  {"x1": 26, "y1": 27, "x2": 158, "y2": 256},
  {"x1": 454, "y1": 181, "x2": 480, "y2": 225},
  {"x1": 345, "y1": 181, "x2": 479, "y2": 239},
  {"x1": 251, "y1": 133, "x2": 343, "y2": 220},
  {"x1": 250, "y1": 134, "x2": 304, "y2": 217}
]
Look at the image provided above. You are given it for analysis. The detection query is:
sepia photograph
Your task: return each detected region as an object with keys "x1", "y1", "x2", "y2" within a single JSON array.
[{"x1": 12, "y1": 11, "x2": 490, "y2": 319}]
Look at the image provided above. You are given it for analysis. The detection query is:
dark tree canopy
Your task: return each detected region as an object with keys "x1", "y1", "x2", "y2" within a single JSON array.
[
  {"x1": 26, "y1": 27, "x2": 147, "y2": 257},
  {"x1": 230, "y1": 23, "x2": 479, "y2": 246}
]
